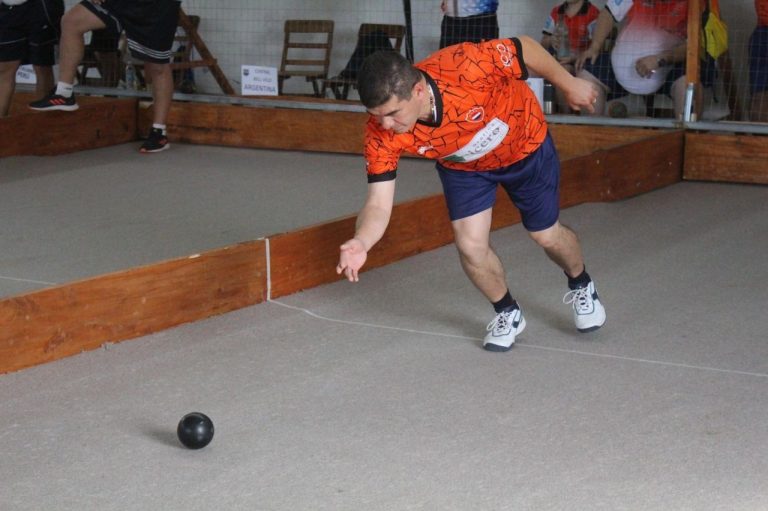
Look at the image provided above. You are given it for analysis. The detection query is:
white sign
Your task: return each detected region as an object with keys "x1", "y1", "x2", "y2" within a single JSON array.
[
  {"x1": 241, "y1": 65, "x2": 278, "y2": 96},
  {"x1": 16, "y1": 65, "x2": 36, "y2": 85}
]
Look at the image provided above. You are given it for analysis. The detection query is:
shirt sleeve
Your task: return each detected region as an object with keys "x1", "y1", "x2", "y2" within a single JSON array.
[
  {"x1": 364, "y1": 117, "x2": 402, "y2": 182},
  {"x1": 606, "y1": 0, "x2": 633, "y2": 23},
  {"x1": 443, "y1": 38, "x2": 529, "y2": 91},
  {"x1": 542, "y1": 7, "x2": 558, "y2": 36}
]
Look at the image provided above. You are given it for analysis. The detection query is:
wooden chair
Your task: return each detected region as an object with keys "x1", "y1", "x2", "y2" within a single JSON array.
[
  {"x1": 324, "y1": 23, "x2": 405, "y2": 100},
  {"x1": 278, "y1": 19, "x2": 334, "y2": 97},
  {"x1": 133, "y1": 9, "x2": 235, "y2": 95}
]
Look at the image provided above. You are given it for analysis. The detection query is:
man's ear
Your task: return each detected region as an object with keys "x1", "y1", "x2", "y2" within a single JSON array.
[{"x1": 412, "y1": 79, "x2": 426, "y2": 99}]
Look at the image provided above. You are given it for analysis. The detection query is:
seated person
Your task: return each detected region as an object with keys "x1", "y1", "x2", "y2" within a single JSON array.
[
  {"x1": 541, "y1": 0, "x2": 600, "y2": 70},
  {"x1": 540, "y1": 0, "x2": 600, "y2": 112},
  {"x1": 575, "y1": 0, "x2": 715, "y2": 119},
  {"x1": 439, "y1": 0, "x2": 499, "y2": 48},
  {"x1": 0, "y1": 0, "x2": 64, "y2": 117},
  {"x1": 750, "y1": 0, "x2": 768, "y2": 122}
]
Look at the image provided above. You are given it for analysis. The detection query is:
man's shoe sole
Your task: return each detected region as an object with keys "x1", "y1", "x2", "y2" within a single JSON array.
[
  {"x1": 483, "y1": 317, "x2": 526, "y2": 352},
  {"x1": 577, "y1": 320, "x2": 605, "y2": 333},
  {"x1": 29, "y1": 104, "x2": 79, "y2": 112},
  {"x1": 140, "y1": 143, "x2": 170, "y2": 154}
]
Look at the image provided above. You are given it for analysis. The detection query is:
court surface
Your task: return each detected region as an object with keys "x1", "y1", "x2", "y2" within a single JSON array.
[
  {"x1": 1, "y1": 178, "x2": 767, "y2": 510},
  {"x1": 0, "y1": 143, "x2": 440, "y2": 298}
]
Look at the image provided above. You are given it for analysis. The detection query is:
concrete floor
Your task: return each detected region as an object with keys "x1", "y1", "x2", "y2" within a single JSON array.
[
  {"x1": 1, "y1": 178, "x2": 767, "y2": 510},
  {"x1": 0, "y1": 143, "x2": 441, "y2": 297}
]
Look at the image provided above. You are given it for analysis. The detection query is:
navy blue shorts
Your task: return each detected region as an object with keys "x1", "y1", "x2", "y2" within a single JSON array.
[
  {"x1": 436, "y1": 133, "x2": 560, "y2": 232},
  {"x1": 749, "y1": 26, "x2": 768, "y2": 94}
]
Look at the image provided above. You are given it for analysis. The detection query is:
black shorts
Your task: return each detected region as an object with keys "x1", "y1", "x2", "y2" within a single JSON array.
[
  {"x1": 88, "y1": 28, "x2": 120, "y2": 54},
  {"x1": 0, "y1": 0, "x2": 64, "y2": 65},
  {"x1": 81, "y1": 0, "x2": 180, "y2": 63},
  {"x1": 440, "y1": 13, "x2": 499, "y2": 49}
]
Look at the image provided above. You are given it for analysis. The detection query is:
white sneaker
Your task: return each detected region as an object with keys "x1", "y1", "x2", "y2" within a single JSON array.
[
  {"x1": 483, "y1": 306, "x2": 526, "y2": 352},
  {"x1": 563, "y1": 280, "x2": 606, "y2": 333}
]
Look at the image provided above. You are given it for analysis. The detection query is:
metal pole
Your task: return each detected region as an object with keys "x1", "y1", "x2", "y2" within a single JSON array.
[{"x1": 403, "y1": 0, "x2": 414, "y2": 62}]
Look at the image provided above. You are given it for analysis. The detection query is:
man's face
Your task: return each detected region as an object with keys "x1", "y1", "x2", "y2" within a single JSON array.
[{"x1": 367, "y1": 86, "x2": 425, "y2": 134}]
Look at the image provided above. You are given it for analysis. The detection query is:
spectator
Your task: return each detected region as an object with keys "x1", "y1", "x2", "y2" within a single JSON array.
[
  {"x1": 541, "y1": 0, "x2": 600, "y2": 69},
  {"x1": 575, "y1": 0, "x2": 714, "y2": 119},
  {"x1": 29, "y1": 0, "x2": 180, "y2": 153},
  {"x1": 750, "y1": 0, "x2": 768, "y2": 122},
  {"x1": 439, "y1": 0, "x2": 499, "y2": 49},
  {"x1": 540, "y1": 0, "x2": 600, "y2": 113},
  {"x1": 0, "y1": 0, "x2": 64, "y2": 117}
]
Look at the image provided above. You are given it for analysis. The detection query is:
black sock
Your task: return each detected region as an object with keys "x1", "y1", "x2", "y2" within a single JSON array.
[
  {"x1": 492, "y1": 290, "x2": 517, "y2": 313},
  {"x1": 567, "y1": 266, "x2": 591, "y2": 289}
]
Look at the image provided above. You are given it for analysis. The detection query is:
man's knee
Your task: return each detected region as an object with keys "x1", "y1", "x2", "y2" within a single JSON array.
[
  {"x1": 528, "y1": 222, "x2": 565, "y2": 249},
  {"x1": 62, "y1": 5, "x2": 105, "y2": 36}
]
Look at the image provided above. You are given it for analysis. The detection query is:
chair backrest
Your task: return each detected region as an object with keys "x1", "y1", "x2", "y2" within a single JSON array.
[
  {"x1": 279, "y1": 19, "x2": 334, "y2": 78},
  {"x1": 358, "y1": 23, "x2": 405, "y2": 54}
]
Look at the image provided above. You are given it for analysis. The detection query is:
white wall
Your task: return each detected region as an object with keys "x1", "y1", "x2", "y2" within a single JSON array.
[{"x1": 63, "y1": 0, "x2": 758, "y2": 103}]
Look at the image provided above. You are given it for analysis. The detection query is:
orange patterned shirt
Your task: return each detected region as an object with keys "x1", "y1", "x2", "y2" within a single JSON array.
[
  {"x1": 364, "y1": 38, "x2": 548, "y2": 180},
  {"x1": 757, "y1": 0, "x2": 768, "y2": 26}
]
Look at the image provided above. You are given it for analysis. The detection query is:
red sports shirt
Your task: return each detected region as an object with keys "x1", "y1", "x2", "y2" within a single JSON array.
[
  {"x1": 364, "y1": 38, "x2": 548, "y2": 181},
  {"x1": 757, "y1": 0, "x2": 768, "y2": 26},
  {"x1": 543, "y1": 1, "x2": 601, "y2": 53}
]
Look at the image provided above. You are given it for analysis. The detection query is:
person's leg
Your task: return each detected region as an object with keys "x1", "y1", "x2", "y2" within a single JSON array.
[
  {"x1": 527, "y1": 221, "x2": 584, "y2": 278},
  {"x1": 0, "y1": 60, "x2": 20, "y2": 117},
  {"x1": 505, "y1": 134, "x2": 606, "y2": 333},
  {"x1": 137, "y1": 61, "x2": 172, "y2": 153},
  {"x1": 451, "y1": 207, "x2": 525, "y2": 351},
  {"x1": 750, "y1": 90, "x2": 768, "y2": 122},
  {"x1": 28, "y1": 3, "x2": 106, "y2": 110},
  {"x1": 58, "y1": 4, "x2": 106, "y2": 84},
  {"x1": 143, "y1": 62, "x2": 172, "y2": 125},
  {"x1": 451, "y1": 208, "x2": 508, "y2": 303},
  {"x1": 32, "y1": 64, "x2": 54, "y2": 97}
]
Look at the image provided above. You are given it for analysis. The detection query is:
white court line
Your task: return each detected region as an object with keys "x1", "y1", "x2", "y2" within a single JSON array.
[
  {"x1": 264, "y1": 237, "x2": 272, "y2": 301},
  {"x1": 0, "y1": 275, "x2": 57, "y2": 285},
  {"x1": 269, "y1": 299, "x2": 768, "y2": 379}
]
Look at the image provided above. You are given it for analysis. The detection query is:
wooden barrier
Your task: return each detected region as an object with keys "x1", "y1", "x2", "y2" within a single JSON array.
[
  {"x1": 1, "y1": 93, "x2": 137, "y2": 158},
  {"x1": 0, "y1": 242, "x2": 267, "y2": 374},
  {"x1": 0, "y1": 100, "x2": 685, "y2": 374},
  {"x1": 684, "y1": 132, "x2": 768, "y2": 184},
  {"x1": 141, "y1": 100, "x2": 663, "y2": 159},
  {"x1": 139, "y1": 100, "x2": 365, "y2": 153}
]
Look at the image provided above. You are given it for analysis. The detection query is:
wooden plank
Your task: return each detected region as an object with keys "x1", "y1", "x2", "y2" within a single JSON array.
[
  {"x1": 605, "y1": 130, "x2": 683, "y2": 198},
  {"x1": 684, "y1": 132, "x2": 768, "y2": 184},
  {"x1": 142, "y1": 101, "x2": 366, "y2": 153},
  {"x1": 548, "y1": 124, "x2": 665, "y2": 160},
  {"x1": 148, "y1": 101, "x2": 666, "y2": 158},
  {"x1": 1, "y1": 93, "x2": 137, "y2": 157},
  {"x1": 269, "y1": 195, "x2": 453, "y2": 298},
  {"x1": 0, "y1": 241, "x2": 267, "y2": 374}
]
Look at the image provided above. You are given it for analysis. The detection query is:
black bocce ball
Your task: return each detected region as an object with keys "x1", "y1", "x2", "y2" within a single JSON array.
[{"x1": 177, "y1": 412, "x2": 214, "y2": 449}]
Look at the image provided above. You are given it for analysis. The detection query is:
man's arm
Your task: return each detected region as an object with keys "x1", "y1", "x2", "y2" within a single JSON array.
[
  {"x1": 634, "y1": 42, "x2": 688, "y2": 78},
  {"x1": 337, "y1": 179, "x2": 396, "y2": 282},
  {"x1": 575, "y1": 7, "x2": 616, "y2": 71},
  {"x1": 517, "y1": 35, "x2": 598, "y2": 113}
]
